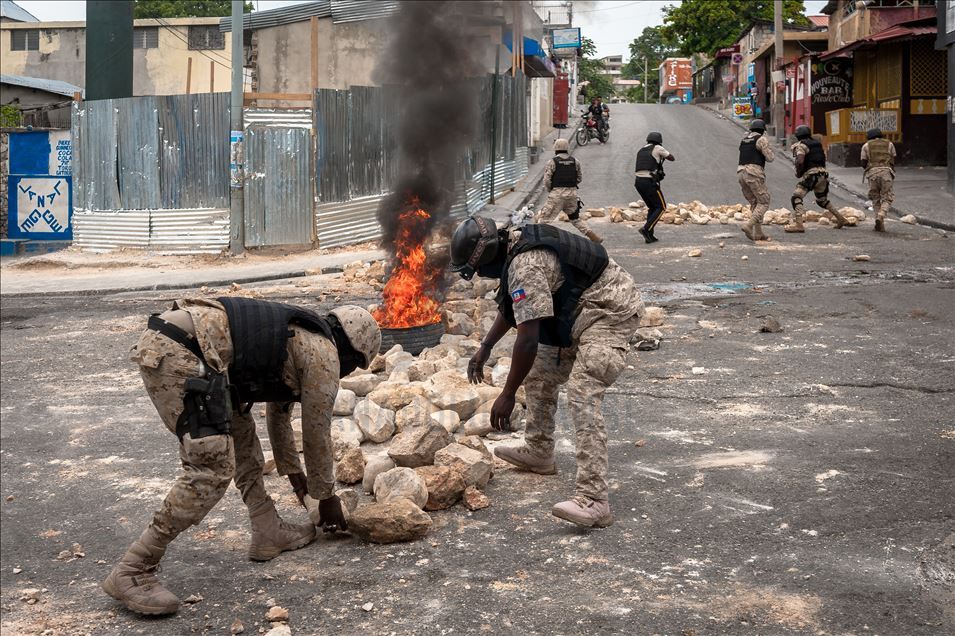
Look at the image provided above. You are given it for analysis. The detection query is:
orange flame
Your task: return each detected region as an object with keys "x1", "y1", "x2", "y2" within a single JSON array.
[{"x1": 373, "y1": 206, "x2": 442, "y2": 328}]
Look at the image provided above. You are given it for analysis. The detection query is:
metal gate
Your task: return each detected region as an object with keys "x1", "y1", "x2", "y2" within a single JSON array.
[{"x1": 243, "y1": 109, "x2": 314, "y2": 247}]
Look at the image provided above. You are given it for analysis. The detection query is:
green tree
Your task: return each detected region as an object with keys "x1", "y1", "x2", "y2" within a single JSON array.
[
  {"x1": 620, "y1": 26, "x2": 676, "y2": 103},
  {"x1": 661, "y1": 0, "x2": 810, "y2": 56},
  {"x1": 577, "y1": 36, "x2": 614, "y2": 101},
  {"x1": 133, "y1": 0, "x2": 252, "y2": 19}
]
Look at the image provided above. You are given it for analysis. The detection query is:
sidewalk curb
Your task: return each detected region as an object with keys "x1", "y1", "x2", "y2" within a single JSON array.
[{"x1": 694, "y1": 104, "x2": 954, "y2": 233}]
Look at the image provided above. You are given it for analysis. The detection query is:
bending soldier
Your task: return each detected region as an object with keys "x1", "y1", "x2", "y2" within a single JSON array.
[
  {"x1": 634, "y1": 132, "x2": 675, "y2": 244},
  {"x1": 103, "y1": 298, "x2": 381, "y2": 616},
  {"x1": 450, "y1": 216, "x2": 643, "y2": 528},
  {"x1": 787, "y1": 125, "x2": 849, "y2": 233},
  {"x1": 737, "y1": 118, "x2": 775, "y2": 241},
  {"x1": 861, "y1": 127, "x2": 896, "y2": 232},
  {"x1": 535, "y1": 138, "x2": 603, "y2": 243}
]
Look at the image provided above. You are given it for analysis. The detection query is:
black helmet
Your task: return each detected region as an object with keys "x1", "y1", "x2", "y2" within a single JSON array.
[
  {"x1": 749, "y1": 118, "x2": 766, "y2": 132},
  {"x1": 449, "y1": 216, "x2": 499, "y2": 280},
  {"x1": 866, "y1": 128, "x2": 883, "y2": 140},
  {"x1": 646, "y1": 131, "x2": 663, "y2": 144},
  {"x1": 794, "y1": 125, "x2": 811, "y2": 140}
]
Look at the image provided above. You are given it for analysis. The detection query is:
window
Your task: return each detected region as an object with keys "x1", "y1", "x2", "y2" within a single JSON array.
[
  {"x1": 133, "y1": 27, "x2": 159, "y2": 49},
  {"x1": 188, "y1": 26, "x2": 224, "y2": 50},
  {"x1": 10, "y1": 29, "x2": 39, "y2": 51}
]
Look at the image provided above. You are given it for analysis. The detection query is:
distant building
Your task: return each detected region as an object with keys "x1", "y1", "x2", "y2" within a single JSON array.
[
  {"x1": 659, "y1": 57, "x2": 693, "y2": 103},
  {"x1": 1, "y1": 74, "x2": 83, "y2": 127},
  {"x1": 0, "y1": 0, "x2": 38, "y2": 24}
]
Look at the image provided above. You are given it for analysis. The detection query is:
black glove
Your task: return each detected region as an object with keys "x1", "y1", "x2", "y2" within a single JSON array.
[{"x1": 317, "y1": 495, "x2": 348, "y2": 533}]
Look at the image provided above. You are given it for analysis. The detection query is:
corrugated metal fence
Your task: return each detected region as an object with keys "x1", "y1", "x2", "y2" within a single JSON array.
[{"x1": 70, "y1": 76, "x2": 529, "y2": 252}]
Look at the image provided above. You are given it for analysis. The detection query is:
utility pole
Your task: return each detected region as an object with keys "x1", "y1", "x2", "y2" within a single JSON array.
[
  {"x1": 644, "y1": 56, "x2": 648, "y2": 104},
  {"x1": 772, "y1": 0, "x2": 785, "y2": 143},
  {"x1": 229, "y1": 0, "x2": 245, "y2": 255},
  {"x1": 489, "y1": 47, "x2": 500, "y2": 203}
]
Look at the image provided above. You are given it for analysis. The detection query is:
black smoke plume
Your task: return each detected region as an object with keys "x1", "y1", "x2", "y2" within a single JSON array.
[{"x1": 374, "y1": 0, "x2": 491, "y2": 253}]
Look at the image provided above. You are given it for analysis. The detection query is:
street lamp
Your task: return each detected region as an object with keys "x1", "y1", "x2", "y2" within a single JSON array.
[{"x1": 634, "y1": 56, "x2": 649, "y2": 103}]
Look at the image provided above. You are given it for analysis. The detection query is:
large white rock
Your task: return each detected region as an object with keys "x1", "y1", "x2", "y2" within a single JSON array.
[
  {"x1": 491, "y1": 363, "x2": 511, "y2": 388},
  {"x1": 362, "y1": 454, "x2": 396, "y2": 494},
  {"x1": 463, "y1": 412, "x2": 493, "y2": 437},
  {"x1": 339, "y1": 374, "x2": 382, "y2": 397},
  {"x1": 348, "y1": 498, "x2": 432, "y2": 544},
  {"x1": 353, "y1": 399, "x2": 396, "y2": 443},
  {"x1": 447, "y1": 312, "x2": 476, "y2": 336},
  {"x1": 407, "y1": 359, "x2": 437, "y2": 383},
  {"x1": 367, "y1": 381, "x2": 427, "y2": 411},
  {"x1": 387, "y1": 423, "x2": 451, "y2": 468},
  {"x1": 333, "y1": 389, "x2": 357, "y2": 416},
  {"x1": 434, "y1": 443, "x2": 492, "y2": 489},
  {"x1": 331, "y1": 417, "x2": 364, "y2": 445},
  {"x1": 395, "y1": 395, "x2": 438, "y2": 432},
  {"x1": 385, "y1": 351, "x2": 414, "y2": 375},
  {"x1": 373, "y1": 467, "x2": 428, "y2": 508},
  {"x1": 335, "y1": 447, "x2": 365, "y2": 485},
  {"x1": 430, "y1": 388, "x2": 482, "y2": 420},
  {"x1": 431, "y1": 410, "x2": 461, "y2": 434}
]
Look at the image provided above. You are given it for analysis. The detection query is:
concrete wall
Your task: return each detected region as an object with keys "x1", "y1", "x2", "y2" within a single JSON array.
[
  {"x1": 0, "y1": 19, "x2": 232, "y2": 96},
  {"x1": 254, "y1": 18, "x2": 387, "y2": 96},
  {"x1": 0, "y1": 84, "x2": 67, "y2": 108}
]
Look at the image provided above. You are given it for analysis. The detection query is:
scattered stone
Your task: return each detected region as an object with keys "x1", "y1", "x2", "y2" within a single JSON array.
[
  {"x1": 688, "y1": 249, "x2": 703, "y2": 257},
  {"x1": 267, "y1": 606, "x2": 289, "y2": 622},
  {"x1": 13, "y1": 567, "x2": 22, "y2": 574},
  {"x1": 463, "y1": 412, "x2": 493, "y2": 437},
  {"x1": 331, "y1": 417, "x2": 364, "y2": 445},
  {"x1": 853, "y1": 254, "x2": 871, "y2": 262},
  {"x1": 434, "y1": 443, "x2": 493, "y2": 489},
  {"x1": 635, "y1": 439, "x2": 647, "y2": 447},
  {"x1": 407, "y1": 359, "x2": 437, "y2": 383},
  {"x1": 719, "y1": 216, "x2": 730, "y2": 224},
  {"x1": 265, "y1": 625, "x2": 292, "y2": 636},
  {"x1": 20, "y1": 588, "x2": 41, "y2": 604},
  {"x1": 385, "y1": 351, "x2": 414, "y2": 375},
  {"x1": 673, "y1": 216, "x2": 684, "y2": 225},
  {"x1": 374, "y1": 467, "x2": 429, "y2": 508},
  {"x1": 818, "y1": 216, "x2": 831, "y2": 226},
  {"x1": 660, "y1": 213, "x2": 676, "y2": 224},
  {"x1": 388, "y1": 423, "x2": 451, "y2": 468},
  {"x1": 431, "y1": 409, "x2": 462, "y2": 433},
  {"x1": 335, "y1": 447, "x2": 365, "y2": 485},
  {"x1": 353, "y1": 399, "x2": 396, "y2": 443},
  {"x1": 691, "y1": 366, "x2": 706, "y2": 375},
  {"x1": 635, "y1": 337, "x2": 661, "y2": 351},
  {"x1": 759, "y1": 316, "x2": 783, "y2": 333},
  {"x1": 339, "y1": 374, "x2": 382, "y2": 397},
  {"x1": 348, "y1": 498, "x2": 432, "y2": 544},
  {"x1": 184, "y1": 593, "x2": 203, "y2": 604},
  {"x1": 430, "y1": 387, "x2": 482, "y2": 420},
  {"x1": 333, "y1": 389, "x2": 357, "y2": 416},
  {"x1": 362, "y1": 602, "x2": 374, "y2": 612},
  {"x1": 719, "y1": 241, "x2": 725, "y2": 248},
  {"x1": 230, "y1": 618, "x2": 245, "y2": 634},
  {"x1": 395, "y1": 395, "x2": 438, "y2": 432},
  {"x1": 901, "y1": 214, "x2": 917, "y2": 225},
  {"x1": 741, "y1": 255, "x2": 749, "y2": 261},
  {"x1": 415, "y1": 465, "x2": 467, "y2": 510},
  {"x1": 336, "y1": 488, "x2": 360, "y2": 513},
  {"x1": 362, "y1": 455, "x2": 397, "y2": 494},
  {"x1": 639, "y1": 306, "x2": 665, "y2": 328},
  {"x1": 456, "y1": 435, "x2": 494, "y2": 464},
  {"x1": 446, "y1": 312, "x2": 476, "y2": 336},
  {"x1": 367, "y1": 381, "x2": 426, "y2": 411},
  {"x1": 587, "y1": 207, "x2": 606, "y2": 217},
  {"x1": 491, "y1": 362, "x2": 511, "y2": 388},
  {"x1": 463, "y1": 486, "x2": 490, "y2": 511}
]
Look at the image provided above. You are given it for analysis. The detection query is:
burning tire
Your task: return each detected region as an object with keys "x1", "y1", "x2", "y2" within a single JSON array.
[{"x1": 379, "y1": 322, "x2": 445, "y2": 356}]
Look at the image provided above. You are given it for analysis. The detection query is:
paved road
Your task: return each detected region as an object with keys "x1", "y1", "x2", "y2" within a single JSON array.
[{"x1": 569, "y1": 103, "x2": 859, "y2": 213}]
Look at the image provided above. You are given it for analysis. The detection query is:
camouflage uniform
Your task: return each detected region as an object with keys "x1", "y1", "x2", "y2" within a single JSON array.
[
  {"x1": 737, "y1": 133, "x2": 775, "y2": 223},
  {"x1": 505, "y1": 232, "x2": 643, "y2": 501},
  {"x1": 129, "y1": 298, "x2": 338, "y2": 542},
  {"x1": 536, "y1": 155, "x2": 595, "y2": 236},
  {"x1": 791, "y1": 141, "x2": 841, "y2": 223},
  {"x1": 861, "y1": 139, "x2": 897, "y2": 221}
]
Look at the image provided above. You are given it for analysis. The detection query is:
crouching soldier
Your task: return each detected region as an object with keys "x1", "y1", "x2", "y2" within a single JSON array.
[
  {"x1": 103, "y1": 299, "x2": 381, "y2": 616},
  {"x1": 535, "y1": 138, "x2": 603, "y2": 243},
  {"x1": 787, "y1": 125, "x2": 849, "y2": 233},
  {"x1": 450, "y1": 216, "x2": 643, "y2": 528},
  {"x1": 861, "y1": 127, "x2": 896, "y2": 232}
]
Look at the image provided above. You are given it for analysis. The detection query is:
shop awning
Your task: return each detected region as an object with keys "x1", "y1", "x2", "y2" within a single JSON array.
[
  {"x1": 504, "y1": 31, "x2": 556, "y2": 78},
  {"x1": 821, "y1": 19, "x2": 937, "y2": 60}
]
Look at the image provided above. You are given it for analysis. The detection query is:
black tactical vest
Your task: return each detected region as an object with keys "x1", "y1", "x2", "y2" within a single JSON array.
[
  {"x1": 495, "y1": 224, "x2": 609, "y2": 348},
  {"x1": 635, "y1": 144, "x2": 661, "y2": 173},
  {"x1": 738, "y1": 133, "x2": 766, "y2": 167},
  {"x1": 803, "y1": 137, "x2": 827, "y2": 170},
  {"x1": 218, "y1": 297, "x2": 334, "y2": 404},
  {"x1": 551, "y1": 154, "x2": 578, "y2": 188}
]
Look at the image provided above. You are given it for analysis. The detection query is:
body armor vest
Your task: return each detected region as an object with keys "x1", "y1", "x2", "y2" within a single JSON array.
[
  {"x1": 738, "y1": 133, "x2": 766, "y2": 167},
  {"x1": 635, "y1": 144, "x2": 661, "y2": 173},
  {"x1": 866, "y1": 138, "x2": 894, "y2": 168},
  {"x1": 218, "y1": 297, "x2": 333, "y2": 404},
  {"x1": 802, "y1": 138, "x2": 827, "y2": 171},
  {"x1": 495, "y1": 224, "x2": 609, "y2": 348},
  {"x1": 551, "y1": 154, "x2": 578, "y2": 188}
]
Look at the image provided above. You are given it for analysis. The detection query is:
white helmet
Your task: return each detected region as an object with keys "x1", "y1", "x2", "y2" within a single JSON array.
[
  {"x1": 554, "y1": 138, "x2": 569, "y2": 152},
  {"x1": 328, "y1": 305, "x2": 381, "y2": 369}
]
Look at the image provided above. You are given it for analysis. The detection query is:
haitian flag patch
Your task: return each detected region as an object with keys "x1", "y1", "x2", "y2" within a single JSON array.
[{"x1": 511, "y1": 288, "x2": 526, "y2": 303}]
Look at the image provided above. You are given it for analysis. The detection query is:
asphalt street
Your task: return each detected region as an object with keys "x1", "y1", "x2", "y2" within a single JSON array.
[{"x1": 1, "y1": 104, "x2": 953, "y2": 636}]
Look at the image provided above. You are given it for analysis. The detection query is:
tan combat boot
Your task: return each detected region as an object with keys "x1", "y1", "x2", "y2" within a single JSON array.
[
  {"x1": 552, "y1": 496, "x2": 614, "y2": 528},
  {"x1": 494, "y1": 445, "x2": 557, "y2": 475},
  {"x1": 784, "y1": 216, "x2": 805, "y2": 233},
  {"x1": 830, "y1": 208, "x2": 849, "y2": 229},
  {"x1": 583, "y1": 229, "x2": 603, "y2": 244},
  {"x1": 752, "y1": 223, "x2": 768, "y2": 241},
  {"x1": 740, "y1": 220, "x2": 757, "y2": 241},
  {"x1": 102, "y1": 527, "x2": 180, "y2": 616},
  {"x1": 248, "y1": 498, "x2": 316, "y2": 562}
]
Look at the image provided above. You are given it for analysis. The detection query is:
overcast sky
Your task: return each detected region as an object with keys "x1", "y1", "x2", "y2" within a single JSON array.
[{"x1": 16, "y1": 0, "x2": 830, "y2": 59}]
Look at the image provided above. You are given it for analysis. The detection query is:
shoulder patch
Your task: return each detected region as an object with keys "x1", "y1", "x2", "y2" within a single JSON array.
[{"x1": 511, "y1": 288, "x2": 527, "y2": 303}]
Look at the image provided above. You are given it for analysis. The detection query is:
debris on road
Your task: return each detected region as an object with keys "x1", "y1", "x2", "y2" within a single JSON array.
[
  {"x1": 348, "y1": 498, "x2": 433, "y2": 543},
  {"x1": 853, "y1": 254, "x2": 871, "y2": 262},
  {"x1": 688, "y1": 249, "x2": 703, "y2": 257},
  {"x1": 463, "y1": 486, "x2": 490, "y2": 511},
  {"x1": 760, "y1": 317, "x2": 783, "y2": 333},
  {"x1": 267, "y1": 606, "x2": 289, "y2": 622},
  {"x1": 230, "y1": 618, "x2": 245, "y2": 634},
  {"x1": 362, "y1": 602, "x2": 374, "y2": 612},
  {"x1": 183, "y1": 593, "x2": 203, "y2": 604},
  {"x1": 901, "y1": 214, "x2": 918, "y2": 224}
]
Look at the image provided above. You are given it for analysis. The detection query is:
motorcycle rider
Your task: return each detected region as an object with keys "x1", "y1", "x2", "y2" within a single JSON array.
[
  {"x1": 737, "y1": 119, "x2": 775, "y2": 241},
  {"x1": 787, "y1": 125, "x2": 849, "y2": 233},
  {"x1": 536, "y1": 138, "x2": 603, "y2": 243},
  {"x1": 634, "y1": 132, "x2": 675, "y2": 243},
  {"x1": 588, "y1": 97, "x2": 610, "y2": 142}
]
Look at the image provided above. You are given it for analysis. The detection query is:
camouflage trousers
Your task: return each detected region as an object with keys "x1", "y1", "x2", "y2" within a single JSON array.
[
  {"x1": 131, "y1": 329, "x2": 269, "y2": 542},
  {"x1": 867, "y1": 173, "x2": 894, "y2": 220},
  {"x1": 536, "y1": 187, "x2": 594, "y2": 235},
  {"x1": 738, "y1": 171, "x2": 770, "y2": 223},
  {"x1": 792, "y1": 171, "x2": 839, "y2": 221},
  {"x1": 522, "y1": 312, "x2": 641, "y2": 501}
]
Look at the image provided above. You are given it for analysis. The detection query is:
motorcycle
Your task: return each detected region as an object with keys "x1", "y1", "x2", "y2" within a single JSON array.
[{"x1": 575, "y1": 109, "x2": 610, "y2": 146}]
